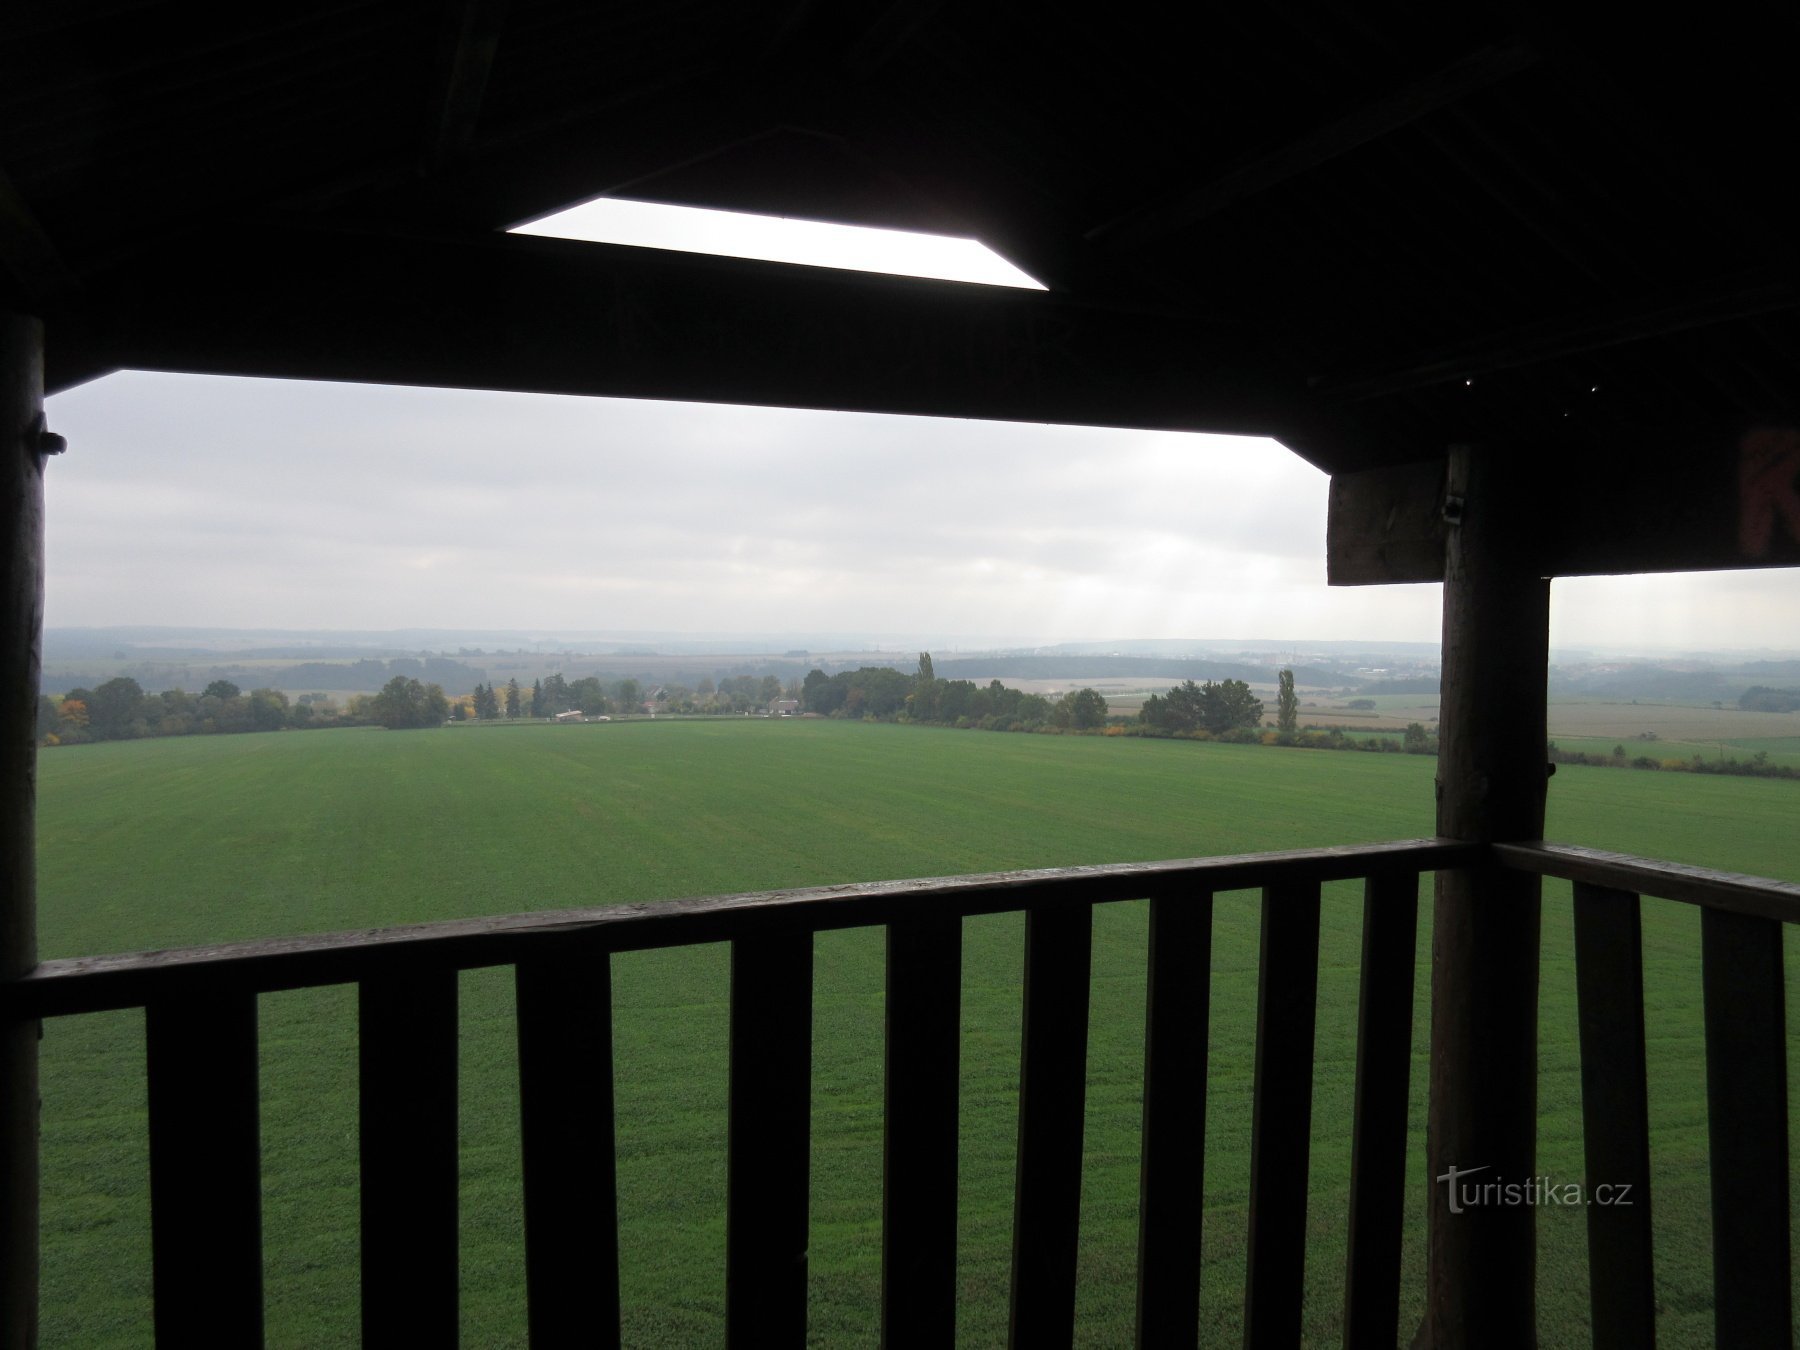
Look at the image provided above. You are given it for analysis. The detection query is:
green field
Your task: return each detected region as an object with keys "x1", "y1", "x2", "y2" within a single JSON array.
[{"x1": 33, "y1": 720, "x2": 1800, "y2": 1346}]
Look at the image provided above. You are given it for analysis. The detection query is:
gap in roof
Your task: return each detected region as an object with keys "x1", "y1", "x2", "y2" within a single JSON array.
[{"x1": 511, "y1": 197, "x2": 1046, "y2": 289}]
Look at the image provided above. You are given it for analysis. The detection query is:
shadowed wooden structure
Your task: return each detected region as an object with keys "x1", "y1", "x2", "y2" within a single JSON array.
[{"x1": 2, "y1": 4, "x2": 1796, "y2": 1346}]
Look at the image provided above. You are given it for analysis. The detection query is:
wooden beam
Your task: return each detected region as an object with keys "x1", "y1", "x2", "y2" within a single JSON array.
[
  {"x1": 1312, "y1": 268, "x2": 1796, "y2": 404},
  {"x1": 844, "y1": 0, "x2": 948, "y2": 76},
  {"x1": 1329, "y1": 421, "x2": 1800, "y2": 583},
  {"x1": 0, "y1": 167, "x2": 78, "y2": 310},
  {"x1": 423, "y1": 0, "x2": 508, "y2": 170},
  {"x1": 1, "y1": 311, "x2": 45, "y2": 1350},
  {"x1": 57, "y1": 225, "x2": 1307, "y2": 438},
  {"x1": 1327, "y1": 459, "x2": 1447, "y2": 585},
  {"x1": 1423, "y1": 445, "x2": 1549, "y2": 1348},
  {"x1": 1088, "y1": 43, "x2": 1538, "y2": 250}
]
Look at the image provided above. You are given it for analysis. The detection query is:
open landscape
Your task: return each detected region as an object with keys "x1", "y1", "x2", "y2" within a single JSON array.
[{"x1": 33, "y1": 716, "x2": 1800, "y2": 1347}]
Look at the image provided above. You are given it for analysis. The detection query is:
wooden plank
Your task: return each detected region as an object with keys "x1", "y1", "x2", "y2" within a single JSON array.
[
  {"x1": 145, "y1": 992, "x2": 262, "y2": 1346},
  {"x1": 1009, "y1": 903, "x2": 1093, "y2": 1349},
  {"x1": 1326, "y1": 458, "x2": 1448, "y2": 585},
  {"x1": 0, "y1": 168, "x2": 79, "y2": 307},
  {"x1": 1571, "y1": 882, "x2": 1655, "y2": 1350},
  {"x1": 1330, "y1": 419, "x2": 1800, "y2": 583},
  {"x1": 1312, "y1": 268, "x2": 1795, "y2": 404},
  {"x1": 881, "y1": 913, "x2": 961, "y2": 1346},
  {"x1": 6, "y1": 840, "x2": 1478, "y2": 1020},
  {"x1": 1700, "y1": 906, "x2": 1791, "y2": 1348},
  {"x1": 1496, "y1": 840, "x2": 1800, "y2": 924},
  {"x1": 1089, "y1": 43, "x2": 1538, "y2": 247},
  {"x1": 1, "y1": 309, "x2": 44, "y2": 1350},
  {"x1": 1335, "y1": 423, "x2": 1800, "y2": 582},
  {"x1": 1423, "y1": 446, "x2": 1549, "y2": 1348},
  {"x1": 1243, "y1": 879, "x2": 1321, "y2": 1349},
  {"x1": 423, "y1": 0, "x2": 508, "y2": 169},
  {"x1": 1342, "y1": 870, "x2": 1419, "y2": 1349},
  {"x1": 1134, "y1": 892, "x2": 1213, "y2": 1349},
  {"x1": 360, "y1": 970, "x2": 458, "y2": 1346},
  {"x1": 516, "y1": 953, "x2": 619, "y2": 1348},
  {"x1": 60, "y1": 224, "x2": 1305, "y2": 438},
  {"x1": 726, "y1": 931, "x2": 813, "y2": 1346}
]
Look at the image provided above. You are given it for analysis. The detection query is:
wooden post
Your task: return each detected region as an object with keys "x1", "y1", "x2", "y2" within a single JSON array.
[
  {"x1": 1, "y1": 311, "x2": 46, "y2": 1350},
  {"x1": 1422, "y1": 445, "x2": 1548, "y2": 1348}
]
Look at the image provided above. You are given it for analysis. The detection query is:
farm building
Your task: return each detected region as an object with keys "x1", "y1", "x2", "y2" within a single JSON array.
[{"x1": 2, "y1": 5, "x2": 1797, "y2": 1348}]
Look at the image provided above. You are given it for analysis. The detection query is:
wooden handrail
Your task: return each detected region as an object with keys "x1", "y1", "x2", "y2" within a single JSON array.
[
  {"x1": 1, "y1": 839, "x2": 1473, "y2": 1020},
  {"x1": 1493, "y1": 841, "x2": 1800, "y2": 922}
]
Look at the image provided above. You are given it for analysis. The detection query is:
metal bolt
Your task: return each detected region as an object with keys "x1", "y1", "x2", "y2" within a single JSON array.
[{"x1": 28, "y1": 412, "x2": 66, "y2": 456}]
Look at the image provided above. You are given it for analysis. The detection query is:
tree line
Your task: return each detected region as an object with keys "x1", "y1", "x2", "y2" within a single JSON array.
[
  {"x1": 462, "y1": 672, "x2": 801, "y2": 721},
  {"x1": 801, "y1": 655, "x2": 1112, "y2": 732},
  {"x1": 38, "y1": 678, "x2": 384, "y2": 744}
]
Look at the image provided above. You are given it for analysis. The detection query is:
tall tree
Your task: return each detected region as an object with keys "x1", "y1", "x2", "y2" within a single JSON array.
[
  {"x1": 913, "y1": 652, "x2": 938, "y2": 720},
  {"x1": 505, "y1": 678, "x2": 522, "y2": 719},
  {"x1": 1277, "y1": 669, "x2": 1298, "y2": 741}
]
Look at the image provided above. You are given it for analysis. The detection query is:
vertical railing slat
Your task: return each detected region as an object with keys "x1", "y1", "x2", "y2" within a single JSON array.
[
  {"x1": 1701, "y1": 905, "x2": 1790, "y2": 1349},
  {"x1": 1009, "y1": 902, "x2": 1094, "y2": 1350},
  {"x1": 1572, "y1": 881, "x2": 1656, "y2": 1350},
  {"x1": 882, "y1": 913, "x2": 962, "y2": 1346},
  {"x1": 726, "y1": 930, "x2": 814, "y2": 1347},
  {"x1": 360, "y1": 969, "x2": 459, "y2": 1347},
  {"x1": 517, "y1": 950, "x2": 621, "y2": 1348},
  {"x1": 1342, "y1": 869, "x2": 1419, "y2": 1350},
  {"x1": 145, "y1": 991, "x2": 263, "y2": 1347},
  {"x1": 1134, "y1": 891, "x2": 1213, "y2": 1349},
  {"x1": 1243, "y1": 878, "x2": 1321, "y2": 1350}
]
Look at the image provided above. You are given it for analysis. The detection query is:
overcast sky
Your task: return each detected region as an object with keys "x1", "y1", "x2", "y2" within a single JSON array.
[{"x1": 40, "y1": 201, "x2": 1799, "y2": 653}]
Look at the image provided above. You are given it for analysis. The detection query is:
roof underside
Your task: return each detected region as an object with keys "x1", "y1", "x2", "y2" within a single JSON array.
[{"x1": 2, "y1": 1, "x2": 1794, "y2": 481}]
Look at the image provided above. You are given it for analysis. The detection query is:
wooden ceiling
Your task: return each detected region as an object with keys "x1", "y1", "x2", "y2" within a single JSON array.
[{"x1": 2, "y1": 2, "x2": 1794, "y2": 489}]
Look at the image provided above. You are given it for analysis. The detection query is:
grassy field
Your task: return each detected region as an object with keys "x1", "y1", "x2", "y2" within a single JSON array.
[{"x1": 32, "y1": 719, "x2": 1800, "y2": 1346}]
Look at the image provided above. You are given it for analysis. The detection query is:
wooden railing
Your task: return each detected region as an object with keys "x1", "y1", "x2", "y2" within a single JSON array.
[
  {"x1": 1, "y1": 839, "x2": 1463, "y2": 1346},
  {"x1": 1492, "y1": 842, "x2": 1800, "y2": 1350},
  {"x1": 4, "y1": 837, "x2": 1796, "y2": 1346}
]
